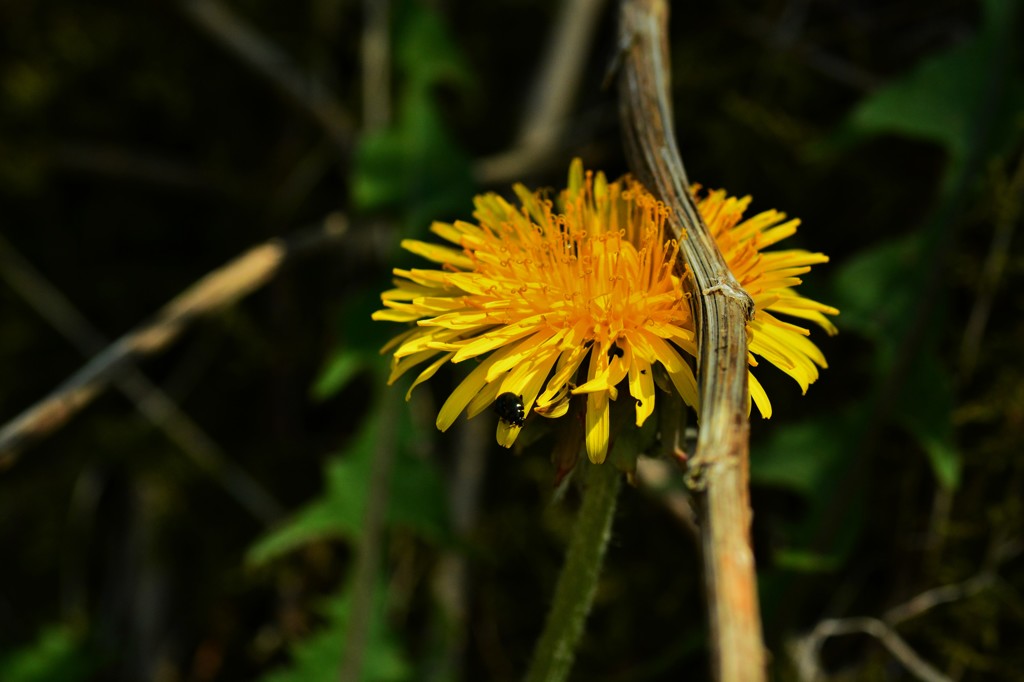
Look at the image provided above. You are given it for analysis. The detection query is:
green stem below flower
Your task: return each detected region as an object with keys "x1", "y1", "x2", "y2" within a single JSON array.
[{"x1": 524, "y1": 460, "x2": 622, "y2": 682}]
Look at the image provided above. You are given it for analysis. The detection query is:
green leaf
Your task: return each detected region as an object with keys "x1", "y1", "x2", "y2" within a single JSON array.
[
  {"x1": 772, "y1": 548, "x2": 842, "y2": 574},
  {"x1": 247, "y1": 410, "x2": 449, "y2": 567},
  {"x1": 350, "y1": 1, "x2": 475, "y2": 233},
  {"x1": 831, "y1": 235, "x2": 922, "y2": 362},
  {"x1": 824, "y1": 0, "x2": 1024, "y2": 169},
  {"x1": 830, "y1": 235, "x2": 960, "y2": 489},
  {"x1": 311, "y1": 349, "x2": 365, "y2": 401},
  {"x1": 387, "y1": 445, "x2": 450, "y2": 545},
  {"x1": 394, "y1": 0, "x2": 473, "y2": 92},
  {"x1": 751, "y1": 413, "x2": 851, "y2": 497},
  {"x1": 261, "y1": 579, "x2": 411, "y2": 682},
  {"x1": 751, "y1": 406, "x2": 866, "y2": 572},
  {"x1": 0, "y1": 627, "x2": 96, "y2": 682},
  {"x1": 247, "y1": 420, "x2": 377, "y2": 565},
  {"x1": 894, "y1": 348, "x2": 961, "y2": 490},
  {"x1": 351, "y1": 87, "x2": 475, "y2": 232},
  {"x1": 848, "y1": 36, "x2": 988, "y2": 160}
]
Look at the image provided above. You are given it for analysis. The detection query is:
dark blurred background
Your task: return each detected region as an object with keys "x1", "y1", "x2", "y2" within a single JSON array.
[{"x1": 1, "y1": 0, "x2": 1022, "y2": 680}]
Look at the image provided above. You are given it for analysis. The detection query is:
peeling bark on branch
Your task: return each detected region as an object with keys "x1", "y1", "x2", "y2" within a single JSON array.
[{"x1": 617, "y1": 1, "x2": 765, "y2": 680}]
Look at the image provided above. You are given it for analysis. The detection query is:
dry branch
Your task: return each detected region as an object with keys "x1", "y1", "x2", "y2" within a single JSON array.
[
  {"x1": 474, "y1": 0, "x2": 610, "y2": 186},
  {"x1": 793, "y1": 617, "x2": 952, "y2": 682},
  {"x1": 618, "y1": 1, "x2": 764, "y2": 680},
  {"x1": 0, "y1": 234, "x2": 285, "y2": 524},
  {"x1": 789, "y1": 542, "x2": 1018, "y2": 681},
  {"x1": 517, "y1": 0, "x2": 609, "y2": 151},
  {"x1": 0, "y1": 219, "x2": 348, "y2": 467}
]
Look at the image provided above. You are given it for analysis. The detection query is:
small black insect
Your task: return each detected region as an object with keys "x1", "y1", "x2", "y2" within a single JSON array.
[{"x1": 494, "y1": 392, "x2": 526, "y2": 427}]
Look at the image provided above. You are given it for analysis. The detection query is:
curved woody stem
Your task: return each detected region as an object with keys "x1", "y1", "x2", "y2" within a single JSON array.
[{"x1": 618, "y1": 1, "x2": 766, "y2": 680}]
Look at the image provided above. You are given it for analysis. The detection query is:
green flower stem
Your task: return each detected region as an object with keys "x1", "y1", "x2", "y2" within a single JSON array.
[{"x1": 525, "y1": 461, "x2": 622, "y2": 682}]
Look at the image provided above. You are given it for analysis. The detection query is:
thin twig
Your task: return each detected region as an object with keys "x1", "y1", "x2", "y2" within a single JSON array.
[
  {"x1": 361, "y1": 0, "x2": 391, "y2": 131},
  {"x1": 618, "y1": 1, "x2": 764, "y2": 680},
  {"x1": 793, "y1": 617, "x2": 952, "y2": 682},
  {"x1": 338, "y1": 5, "x2": 394, "y2": 679},
  {"x1": 54, "y1": 142, "x2": 222, "y2": 193},
  {"x1": 959, "y1": 148, "x2": 1024, "y2": 381},
  {"x1": 474, "y1": 0, "x2": 610, "y2": 186},
  {"x1": 0, "y1": 217, "x2": 348, "y2": 467},
  {"x1": 180, "y1": 0, "x2": 354, "y2": 147},
  {"x1": 517, "y1": 0, "x2": 610, "y2": 151},
  {"x1": 338, "y1": 387, "x2": 399, "y2": 682},
  {"x1": 884, "y1": 572, "x2": 997, "y2": 626},
  {"x1": 791, "y1": 547, "x2": 1018, "y2": 682},
  {"x1": 634, "y1": 456, "x2": 700, "y2": 546},
  {"x1": 430, "y1": 415, "x2": 489, "y2": 681},
  {"x1": 0, "y1": 234, "x2": 284, "y2": 525},
  {"x1": 735, "y1": 15, "x2": 879, "y2": 92}
]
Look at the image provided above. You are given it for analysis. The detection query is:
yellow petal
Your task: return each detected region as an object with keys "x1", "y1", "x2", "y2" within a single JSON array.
[
  {"x1": 436, "y1": 349, "x2": 510, "y2": 431},
  {"x1": 450, "y1": 316, "x2": 547, "y2": 362},
  {"x1": 466, "y1": 378, "x2": 504, "y2": 419},
  {"x1": 627, "y1": 348, "x2": 656, "y2": 427},
  {"x1": 666, "y1": 361, "x2": 699, "y2": 411},
  {"x1": 583, "y1": 351, "x2": 611, "y2": 464},
  {"x1": 371, "y1": 307, "x2": 431, "y2": 323},
  {"x1": 585, "y1": 390, "x2": 610, "y2": 464},
  {"x1": 485, "y1": 328, "x2": 561, "y2": 381},
  {"x1": 501, "y1": 346, "x2": 562, "y2": 412},
  {"x1": 749, "y1": 370, "x2": 772, "y2": 419},
  {"x1": 496, "y1": 420, "x2": 521, "y2": 449},
  {"x1": 388, "y1": 348, "x2": 442, "y2": 384},
  {"x1": 405, "y1": 352, "x2": 455, "y2": 399},
  {"x1": 401, "y1": 239, "x2": 474, "y2": 270}
]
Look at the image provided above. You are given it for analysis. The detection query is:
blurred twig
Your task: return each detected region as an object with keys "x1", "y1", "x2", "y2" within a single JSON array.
[
  {"x1": 0, "y1": 216, "x2": 348, "y2": 470},
  {"x1": 54, "y1": 142, "x2": 223, "y2": 193},
  {"x1": 474, "y1": 0, "x2": 610, "y2": 185},
  {"x1": 735, "y1": 14, "x2": 879, "y2": 92},
  {"x1": 338, "y1": 387, "x2": 398, "y2": 682},
  {"x1": 618, "y1": 1, "x2": 764, "y2": 680},
  {"x1": 430, "y1": 416, "x2": 489, "y2": 681},
  {"x1": 792, "y1": 617, "x2": 951, "y2": 682},
  {"x1": 959, "y1": 148, "x2": 1024, "y2": 381},
  {"x1": 361, "y1": 0, "x2": 391, "y2": 131},
  {"x1": 634, "y1": 456, "x2": 700, "y2": 546},
  {"x1": 790, "y1": 543, "x2": 1019, "y2": 682},
  {"x1": 515, "y1": 0, "x2": 609, "y2": 152},
  {"x1": 338, "y1": 4, "x2": 394, "y2": 679},
  {"x1": 180, "y1": 0, "x2": 355, "y2": 147},
  {"x1": 0, "y1": 233, "x2": 285, "y2": 525}
]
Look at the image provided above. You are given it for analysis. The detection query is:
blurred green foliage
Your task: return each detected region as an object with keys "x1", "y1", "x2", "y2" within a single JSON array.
[
  {"x1": 351, "y1": 0, "x2": 475, "y2": 232},
  {"x1": 247, "y1": 408, "x2": 450, "y2": 570},
  {"x1": 261, "y1": 580, "x2": 412, "y2": 682},
  {"x1": 1, "y1": 0, "x2": 1023, "y2": 680},
  {"x1": 0, "y1": 627, "x2": 97, "y2": 682},
  {"x1": 753, "y1": 0, "x2": 1023, "y2": 569}
]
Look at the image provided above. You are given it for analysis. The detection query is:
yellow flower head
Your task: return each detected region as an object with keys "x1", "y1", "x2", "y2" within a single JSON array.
[
  {"x1": 372, "y1": 159, "x2": 838, "y2": 464},
  {"x1": 372, "y1": 159, "x2": 698, "y2": 464},
  {"x1": 693, "y1": 188, "x2": 839, "y2": 418}
]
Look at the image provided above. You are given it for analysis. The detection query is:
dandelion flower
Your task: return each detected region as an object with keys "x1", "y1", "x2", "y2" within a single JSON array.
[
  {"x1": 372, "y1": 159, "x2": 838, "y2": 464},
  {"x1": 372, "y1": 160, "x2": 698, "y2": 464},
  {"x1": 694, "y1": 187, "x2": 839, "y2": 419}
]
